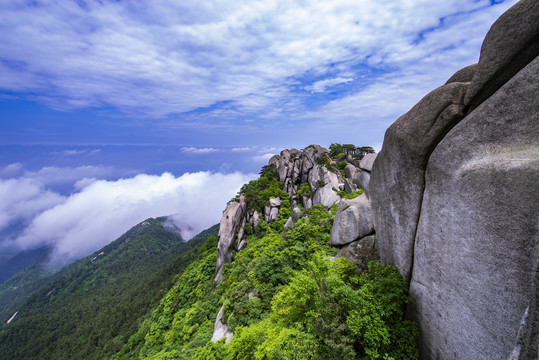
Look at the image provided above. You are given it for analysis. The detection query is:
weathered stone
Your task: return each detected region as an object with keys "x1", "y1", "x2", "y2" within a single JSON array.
[
  {"x1": 268, "y1": 155, "x2": 279, "y2": 167},
  {"x1": 269, "y1": 197, "x2": 282, "y2": 207},
  {"x1": 302, "y1": 196, "x2": 312, "y2": 209},
  {"x1": 343, "y1": 178, "x2": 357, "y2": 194},
  {"x1": 276, "y1": 149, "x2": 292, "y2": 181},
  {"x1": 336, "y1": 235, "x2": 379, "y2": 269},
  {"x1": 352, "y1": 171, "x2": 370, "y2": 192},
  {"x1": 311, "y1": 165, "x2": 342, "y2": 207},
  {"x1": 235, "y1": 217, "x2": 246, "y2": 249},
  {"x1": 330, "y1": 194, "x2": 374, "y2": 246},
  {"x1": 509, "y1": 266, "x2": 539, "y2": 360},
  {"x1": 301, "y1": 155, "x2": 314, "y2": 183},
  {"x1": 313, "y1": 184, "x2": 340, "y2": 208},
  {"x1": 215, "y1": 198, "x2": 245, "y2": 285},
  {"x1": 308, "y1": 164, "x2": 323, "y2": 192},
  {"x1": 292, "y1": 207, "x2": 302, "y2": 222},
  {"x1": 338, "y1": 183, "x2": 345, "y2": 191},
  {"x1": 409, "y1": 56, "x2": 539, "y2": 360},
  {"x1": 264, "y1": 205, "x2": 271, "y2": 222},
  {"x1": 369, "y1": 81, "x2": 469, "y2": 282},
  {"x1": 251, "y1": 210, "x2": 259, "y2": 231},
  {"x1": 292, "y1": 161, "x2": 301, "y2": 184},
  {"x1": 284, "y1": 217, "x2": 293, "y2": 229},
  {"x1": 269, "y1": 207, "x2": 279, "y2": 222},
  {"x1": 344, "y1": 164, "x2": 357, "y2": 179},
  {"x1": 444, "y1": 63, "x2": 477, "y2": 84},
  {"x1": 211, "y1": 306, "x2": 233, "y2": 343},
  {"x1": 464, "y1": 0, "x2": 539, "y2": 112},
  {"x1": 359, "y1": 153, "x2": 377, "y2": 172}
]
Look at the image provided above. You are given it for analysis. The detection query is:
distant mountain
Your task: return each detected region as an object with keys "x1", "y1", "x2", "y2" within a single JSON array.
[
  {"x1": 0, "y1": 217, "x2": 218, "y2": 360},
  {"x1": 0, "y1": 246, "x2": 52, "y2": 285},
  {"x1": 0, "y1": 253, "x2": 55, "y2": 325}
]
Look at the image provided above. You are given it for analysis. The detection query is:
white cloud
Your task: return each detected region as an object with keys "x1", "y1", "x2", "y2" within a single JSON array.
[
  {"x1": 22, "y1": 165, "x2": 122, "y2": 188},
  {"x1": 305, "y1": 77, "x2": 354, "y2": 93},
  {"x1": 0, "y1": 177, "x2": 65, "y2": 229},
  {"x1": 0, "y1": 0, "x2": 518, "y2": 123},
  {"x1": 252, "y1": 153, "x2": 276, "y2": 163},
  {"x1": 181, "y1": 147, "x2": 220, "y2": 154},
  {"x1": 11, "y1": 171, "x2": 255, "y2": 266},
  {"x1": 0, "y1": 163, "x2": 23, "y2": 178},
  {"x1": 231, "y1": 147, "x2": 252, "y2": 152}
]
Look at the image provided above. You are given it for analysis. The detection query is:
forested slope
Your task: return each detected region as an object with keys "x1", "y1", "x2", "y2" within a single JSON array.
[
  {"x1": 112, "y1": 160, "x2": 418, "y2": 360},
  {"x1": 0, "y1": 218, "x2": 218, "y2": 360}
]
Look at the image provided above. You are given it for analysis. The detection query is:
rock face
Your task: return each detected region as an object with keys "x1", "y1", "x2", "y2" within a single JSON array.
[
  {"x1": 330, "y1": 194, "x2": 374, "y2": 246},
  {"x1": 211, "y1": 306, "x2": 233, "y2": 343},
  {"x1": 368, "y1": 1, "x2": 539, "y2": 358},
  {"x1": 214, "y1": 197, "x2": 246, "y2": 285},
  {"x1": 359, "y1": 153, "x2": 377, "y2": 172},
  {"x1": 445, "y1": 63, "x2": 477, "y2": 84},
  {"x1": 409, "y1": 56, "x2": 539, "y2": 360},
  {"x1": 463, "y1": 0, "x2": 539, "y2": 112},
  {"x1": 336, "y1": 235, "x2": 378, "y2": 269},
  {"x1": 369, "y1": 81, "x2": 468, "y2": 283}
]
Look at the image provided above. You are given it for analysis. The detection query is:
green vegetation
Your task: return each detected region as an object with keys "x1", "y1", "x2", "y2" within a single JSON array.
[
  {"x1": 234, "y1": 164, "x2": 289, "y2": 215},
  {"x1": 0, "y1": 219, "x2": 218, "y2": 360},
  {"x1": 329, "y1": 143, "x2": 375, "y2": 159},
  {"x1": 338, "y1": 188, "x2": 365, "y2": 200},
  {"x1": 0, "y1": 257, "x2": 56, "y2": 324},
  {"x1": 113, "y1": 204, "x2": 417, "y2": 359}
]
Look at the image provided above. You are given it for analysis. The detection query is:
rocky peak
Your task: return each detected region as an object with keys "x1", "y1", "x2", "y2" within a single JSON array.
[{"x1": 213, "y1": 144, "x2": 372, "y2": 286}]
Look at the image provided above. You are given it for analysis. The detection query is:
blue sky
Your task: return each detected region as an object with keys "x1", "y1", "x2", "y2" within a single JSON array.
[{"x1": 0, "y1": 0, "x2": 517, "y2": 265}]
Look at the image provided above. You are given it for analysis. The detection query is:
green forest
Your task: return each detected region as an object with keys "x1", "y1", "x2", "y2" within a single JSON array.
[{"x1": 0, "y1": 219, "x2": 218, "y2": 359}]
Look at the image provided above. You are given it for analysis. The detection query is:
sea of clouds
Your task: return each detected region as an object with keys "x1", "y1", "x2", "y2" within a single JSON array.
[{"x1": 0, "y1": 165, "x2": 255, "y2": 267}]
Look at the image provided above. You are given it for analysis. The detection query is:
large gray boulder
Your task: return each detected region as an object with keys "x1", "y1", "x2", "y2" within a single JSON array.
[
  {"x1": 369, "y1": 81, "x2": 469, "y2": 282},
  {"x1": 344, "y1": 164, "x2": 357, "y2": 179},
  {"x1": 464, "y1": 0, "x2": 539, "y2": 112},
  {"x1": 269, "y1": 197, "x2": 282, "y2": 207},
  {"x1": 313, "y1": 184, "x2": 340, "y2": 208},
  {"x1": 359, "y1": 153, "x2": 377, "y2": 172},
  {"x1": 408, "y1": 56, "x2": 539, "y2": 360},
  {"x1": 331, "y1": 194, "x2": 374, "y2": 246},
  {"x1": 309, "y1": 164, "x2": 342, "y2": 207},
  {"x1": 214, "y1": 197, "x2": 246, "y2": 285},
  {"x1": 352, "y1": 170, "x2": 370, "y2": 192}
]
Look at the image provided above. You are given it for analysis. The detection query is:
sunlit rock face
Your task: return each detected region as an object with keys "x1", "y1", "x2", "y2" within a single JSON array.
[{"x1": 368, "y1": 1, "x2": 539, "y2": 358}]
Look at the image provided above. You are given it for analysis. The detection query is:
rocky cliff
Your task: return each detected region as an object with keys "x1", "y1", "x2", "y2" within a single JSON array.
[
  {"x1": 213, "y1": 144, "x2": 374, "y2": 286},
  {"x1": 368, "y1": 0, "x2": 538, "y2": 359},
  {"x1": 212, "y1": 1, "x2": 538, "y2": 358}
]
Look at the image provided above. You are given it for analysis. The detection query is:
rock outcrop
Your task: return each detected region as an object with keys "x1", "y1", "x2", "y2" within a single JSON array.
[
  {"x1": 369, "y1": 81, "x2": 468, "y2": 283},
  {"x1": 330, "y1": 194, "x2": 374, "y2": 246},
  {"x1": 211, "y1": 306, "x2": 233, "y2": 343},
  {"x1": 213, "y1": 145, "x2": 363, "y2": 287},
  {"x1": 214, "y1": 196, "x2": 246, "y2": 285},
  {"x1": 352, "y1": 152, "x2": 377, "y2": 194},
  {"x1": 409, "y1": 55, "x2": 539, "y2": 360},
  {"x1": 368, "y1": 1, "x2": 539, "y2": 358}
]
